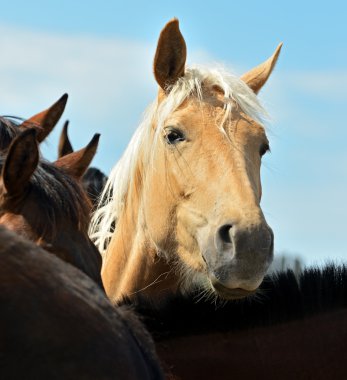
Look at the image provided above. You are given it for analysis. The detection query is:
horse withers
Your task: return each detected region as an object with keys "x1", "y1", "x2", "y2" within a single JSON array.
[{"x1": 91, "y1": 19, "x2": 281, "y2": 301}]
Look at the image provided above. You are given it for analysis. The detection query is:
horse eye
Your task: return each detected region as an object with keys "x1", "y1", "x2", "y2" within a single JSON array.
[
  {"x1": 165, "y1": 129, "x2": 185, "y2": 145},
  {"x1": 260, "y1": 143, "x2": 270, "y2": 157}
]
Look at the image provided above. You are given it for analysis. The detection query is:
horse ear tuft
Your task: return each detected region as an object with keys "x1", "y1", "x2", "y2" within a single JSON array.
[
  {"x1": 153, "y1": 18, "x2": 187, "y2": 91},
  {"x1": 2, "y1": 129, "x2": 39, "y2": 196},
  {"x1": 20, "y1": 93, "x2": 68, "y2": 142},
  {"x1": 241, "y1": 43, "x2": 282, "y2": 94},
  {"x1": 58, "y1": 120, "x2": 74, "y2": 158},
  {"x1": 54, "y1": 133, "x2": 100, "y2": 179}
]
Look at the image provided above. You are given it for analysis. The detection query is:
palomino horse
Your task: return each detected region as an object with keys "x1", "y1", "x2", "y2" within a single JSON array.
[
  {"x1": 0, "y1": 129, "x2": 103, "y2": 288},
  {"x1": 0, "y1": 226, "x2": 163, "y2": 379},
  {"x1": 58, "y1": 121, "x2": 108, "y2": 207},
  {"x1": 91, "y1": 19, "x2": 281, "y2": 301},
  {"x1": 126, "y1": 265, "x2": 347, "y2": 379},
  {"x1": 0, "y1": 93, "x2": 67, "y2": 151}
]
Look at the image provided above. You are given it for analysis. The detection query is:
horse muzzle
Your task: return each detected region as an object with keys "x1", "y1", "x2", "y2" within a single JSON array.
[{"x1": 201, "y1": 222, "x2": 274, "y2": 299}]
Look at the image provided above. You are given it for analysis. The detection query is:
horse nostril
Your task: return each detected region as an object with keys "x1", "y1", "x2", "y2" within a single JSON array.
[{"x1": 218, "y1": 224, "x2": 233, "y2": 244}]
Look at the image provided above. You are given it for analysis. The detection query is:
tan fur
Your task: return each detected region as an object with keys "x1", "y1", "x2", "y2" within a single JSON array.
[
  {"x1": 100, "y1": 20, "x2": 281, "y2": 301},
  {"x1": 241, "y1": 43, "x2": 282, "y2": 94}
]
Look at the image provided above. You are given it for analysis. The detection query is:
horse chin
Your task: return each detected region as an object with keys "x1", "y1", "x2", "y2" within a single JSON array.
[{"x1": 210, "y1": 280, "x2": 257, "y2": 300}]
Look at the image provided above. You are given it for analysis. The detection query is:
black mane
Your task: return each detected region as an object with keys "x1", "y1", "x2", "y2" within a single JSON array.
[
  {"x1": 0, "y1": 117, "x2": 21, "y2": 151},
  {"x1": 31, "y1": 161, "x2": 91, "y2": 234},
  {"x1": 122, "y1": 264, "x2": 347, "y2": 340}
]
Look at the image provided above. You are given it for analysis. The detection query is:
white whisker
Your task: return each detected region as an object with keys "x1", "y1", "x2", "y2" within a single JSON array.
[{"x1": 128, "y1": 271, "x2": 172, "y2": 296}]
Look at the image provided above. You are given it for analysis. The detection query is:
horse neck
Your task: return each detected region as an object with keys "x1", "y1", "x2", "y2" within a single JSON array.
[
  {"x1": 52, "y1": 228, "x2": 104, "y2": 290},
  {"x1": 101, "y1": 172, "x2": 179, "y2": 303}
]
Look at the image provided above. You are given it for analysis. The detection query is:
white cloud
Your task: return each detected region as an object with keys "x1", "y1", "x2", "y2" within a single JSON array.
[
  {"x1": 0, "y1": 24, "x2": 154, "y2": 106},
  {"x1": 0, "y1": 24, "x2": 158, "y2": 171}
]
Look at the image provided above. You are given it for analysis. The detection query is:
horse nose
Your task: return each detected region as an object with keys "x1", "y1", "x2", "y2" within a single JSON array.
[
  {"x1": 216, "y1": 221, "x2": 273, "y2": 249},
  {"x1": 215, "y1": 224, "x2": 234, "y2": 256},
  {"x1": 210, "y1": 222, "x2": 274, "y2": 294},
  {"x1": 218, "y1": 224, "x2": 233, "y2": 244},
  {"x1": 214, "y1": 221, "x2": 274, "y2": 268}
]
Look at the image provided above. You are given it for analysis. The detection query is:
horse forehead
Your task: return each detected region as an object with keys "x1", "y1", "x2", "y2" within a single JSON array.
[
  {"x1": 167, "y1": 98, "x2": 226, "y2": 129},
  {"x1": 229, "y1": 113, "x2": 268, "y2": 142},
  {"x1": 168, "y1": 99, "x2": 267, "y2": 140}
]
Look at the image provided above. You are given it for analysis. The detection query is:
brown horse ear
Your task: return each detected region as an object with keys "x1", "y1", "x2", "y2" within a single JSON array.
[
  {"x1": 241, "y1": 43, "x2": 283, "y2": 94},
  {"x1": 153, "y1": 18, "x2": 187, "y2": 91},
  {"x1": 54, "y1": 134, "x2": 100, "y2": 179},
  {"x1": 20, "y1": 93, "x2": 68, "y2": 142},
  {"x1": 2, "y1": 129, "x2": 39, "y2": 196},
  {"x1": 58, "y1": 121, "x2": 74, "y2": 158}
]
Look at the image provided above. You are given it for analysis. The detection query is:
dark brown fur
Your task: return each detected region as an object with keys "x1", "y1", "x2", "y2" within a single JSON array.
[
  {"x1": 124, "y1": 265, "x2": 347, "y2": 379},
  {"x1": 0, "y1": 117, "x2": 20, "y2": 151},
  {"x1": 0, "y1": 130, "x2": 103, "y2": 288},
  {"x1": 58, "y1": 122, "x2": 107, "y2": 206},
  {"x1": 0, "y1": 226, "x2": 163, "y2": 380}
]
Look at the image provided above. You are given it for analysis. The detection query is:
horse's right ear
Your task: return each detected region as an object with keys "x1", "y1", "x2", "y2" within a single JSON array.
[
  {"x1": 2, "y1": 129, "x2": 39, "y2": 196},
  {"x1": 153, "y1": 18, "x2": 187, "y2": 91},
  {"x1": 58, "y1": 121, "x2": 74, "y2": 158},
  {"x1": 20, "y1": 93, "x2": 68, "y2": 143}
]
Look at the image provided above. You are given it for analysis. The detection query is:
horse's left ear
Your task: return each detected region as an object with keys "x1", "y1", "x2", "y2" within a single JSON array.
[
  {"x1": 153, "y1": 18, "x2": 187, "y2": 91},
  {"x1": 20, "y1": 93, "x2": 68, "y2": 142},
  {"x1": 2, "y1": 129, "x2": 39, "y2": 196},
  {"x1": 241, "y1": 43, "x2": 283, "y2": 94},
  {"x1": 58, "y1": 121, "x2": 74, "y2": 158},
  {"x1": 54, "y1": 134, "x2": 100, "y2": 179}
]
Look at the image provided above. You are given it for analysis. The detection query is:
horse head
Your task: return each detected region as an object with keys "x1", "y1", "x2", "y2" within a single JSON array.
[
  {"x1": 93, "y1": 19, "x2": 282, "y2": 300},
  {"x1": 0, "y1": 129, "x2": 103, "y2": 288}
]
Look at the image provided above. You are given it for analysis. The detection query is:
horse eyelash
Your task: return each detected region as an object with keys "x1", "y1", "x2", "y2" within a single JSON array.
[{"x1": 164, "y1": 127, "x2": 186, "y2": 145}]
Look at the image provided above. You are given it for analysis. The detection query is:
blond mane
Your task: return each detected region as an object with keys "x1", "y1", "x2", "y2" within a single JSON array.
[{"x1": 89, "y1": 65, "x2": 268, "y2": 253}]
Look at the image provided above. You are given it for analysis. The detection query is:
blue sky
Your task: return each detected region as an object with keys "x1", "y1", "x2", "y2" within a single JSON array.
[{"x1": 0, "y1": 1, "x2": 346, "y2": 266}]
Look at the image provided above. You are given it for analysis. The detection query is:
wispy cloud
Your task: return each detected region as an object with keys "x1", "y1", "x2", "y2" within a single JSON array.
[
  {"x1": 0, "y1": 24, "x2": 154, "y2": 107},
  {"x1": 0, "y1": 24, "x2": 158, "y2": 170}
]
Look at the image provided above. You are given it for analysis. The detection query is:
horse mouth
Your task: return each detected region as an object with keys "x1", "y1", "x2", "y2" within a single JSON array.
[{"x1": 211, "y1": 281, "x2": 257, "y2": 300}]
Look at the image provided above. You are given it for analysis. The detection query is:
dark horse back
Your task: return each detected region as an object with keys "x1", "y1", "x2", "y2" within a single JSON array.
[
  {"x1": 126, "y1": 266, "x2": 347, "y2": 380},
  {"x1": 0, "y1": 227, "x2": 163, "y2": 380}
]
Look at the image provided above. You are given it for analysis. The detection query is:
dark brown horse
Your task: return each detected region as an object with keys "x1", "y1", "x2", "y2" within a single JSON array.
[
  {"x1": 125, "y1": 265, "x2": 347, "y2": 379},
  {"x1": 0, "y1": 226, "x2": 163, "y2": 379},
  {"x1": 0, "y1": 129, "x2": 103, "y2": 288},
  {"x1": 58, "y1": 121, "x2": 108, "y2": 207},
  {"x1": 0, "y1": 93, "x2": 67, "y2": 151}
]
